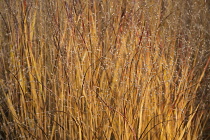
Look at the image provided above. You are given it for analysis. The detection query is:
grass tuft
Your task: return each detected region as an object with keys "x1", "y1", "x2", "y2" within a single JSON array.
[{"x1": 0, "y1": 0, "x2": 210, "y2": 139}]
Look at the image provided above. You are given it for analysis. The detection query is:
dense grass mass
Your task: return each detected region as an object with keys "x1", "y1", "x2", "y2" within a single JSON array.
[{"x1": 0, "y1": 0, "x2": 210, "y2": 139}]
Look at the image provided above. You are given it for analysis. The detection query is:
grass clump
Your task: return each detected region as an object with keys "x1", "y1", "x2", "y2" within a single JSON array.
[{"x1": 0, "y1": 0, "x2": 209, "y2": 139}]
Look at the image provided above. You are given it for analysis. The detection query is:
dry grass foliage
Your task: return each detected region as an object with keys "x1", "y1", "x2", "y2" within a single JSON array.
[{"x1": 0, "y1": 0, "x2": 210, "y2": 139}]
